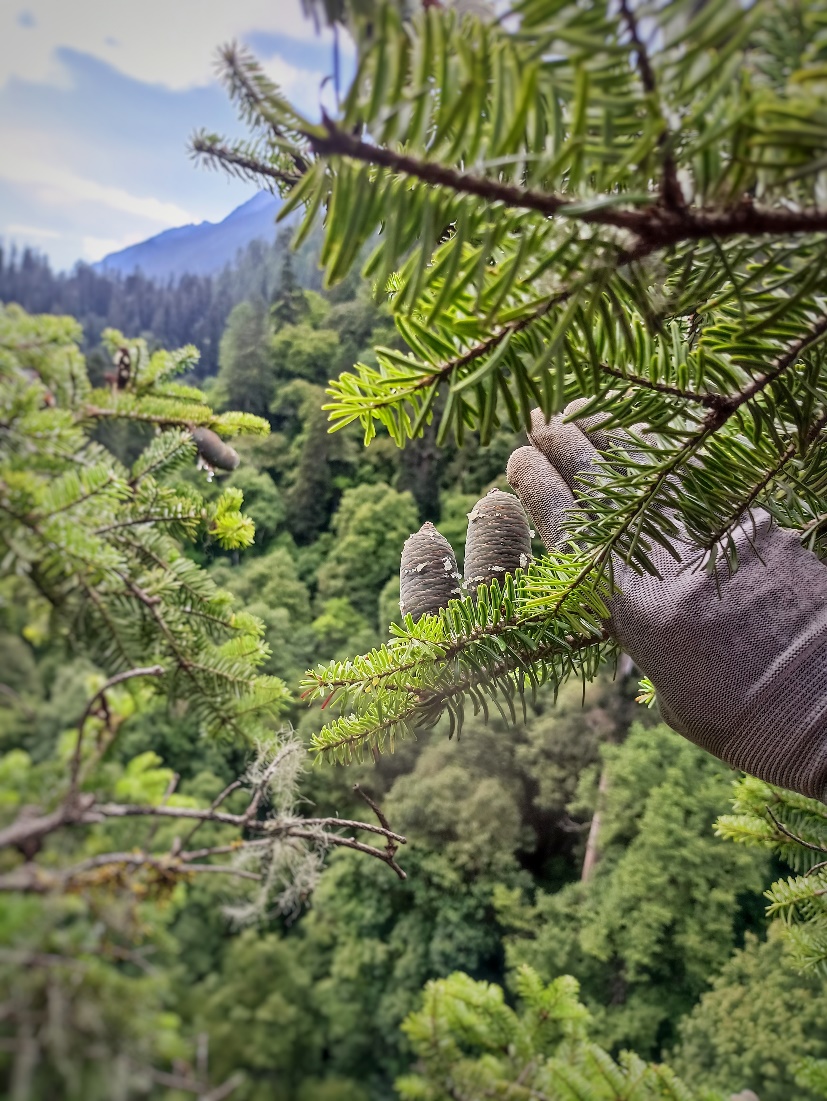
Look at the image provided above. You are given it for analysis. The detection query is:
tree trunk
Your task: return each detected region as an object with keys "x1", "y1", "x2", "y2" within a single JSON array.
[{"x1": 581, "y1": 766, "x2": 610, "y2": 883}]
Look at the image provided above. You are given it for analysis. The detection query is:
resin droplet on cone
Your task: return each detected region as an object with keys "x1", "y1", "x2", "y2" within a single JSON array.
[
  {"x1": 400, "y1": 522, "x2": 461, "y2": 621},
  {"x1": 464, "y1": 488, "x2": 532, "y2": 589}
]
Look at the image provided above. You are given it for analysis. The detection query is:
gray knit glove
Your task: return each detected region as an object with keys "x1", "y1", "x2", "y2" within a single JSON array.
[{"x1": 506, "y1": 404, "x2": 827, "y2": 801}]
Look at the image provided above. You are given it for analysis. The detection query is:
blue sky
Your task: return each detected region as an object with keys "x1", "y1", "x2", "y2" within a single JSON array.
[{"x1": 0, "y1": 2, "x2": 349, "y2": 270}]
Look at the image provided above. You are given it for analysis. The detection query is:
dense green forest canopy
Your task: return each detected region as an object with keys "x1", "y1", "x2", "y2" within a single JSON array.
[{"x1": 5, "y1": 0, "x2": 827, "y2": 1098}]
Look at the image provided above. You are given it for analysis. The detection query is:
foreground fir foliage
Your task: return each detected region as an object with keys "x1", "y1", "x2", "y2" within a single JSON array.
[
  {"x1": 196, "y1": 0, "x2": 827, "y2": 755},
  {"x1": 396, "y1": 966, "x2": 726, "y2": 1101},
  {"x1": 717, "y1": 777, "x2": 827, "y2": 975},
  {"x1": 0, "y1": 306, "x2": 407, "y2": 1096},
  {"x1": 302, "y1": 565, "x2": 612, "y2": 762}
]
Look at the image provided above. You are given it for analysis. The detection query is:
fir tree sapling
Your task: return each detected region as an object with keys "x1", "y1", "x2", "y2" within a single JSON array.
[{"x1": 396, "y1": 965, "x2": 730, "y2": 1101}]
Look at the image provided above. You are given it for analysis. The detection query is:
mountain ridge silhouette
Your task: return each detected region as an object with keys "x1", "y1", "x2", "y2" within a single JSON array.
[{"x1": 93, "y1": 191, "x2": 282, "y2": 280}]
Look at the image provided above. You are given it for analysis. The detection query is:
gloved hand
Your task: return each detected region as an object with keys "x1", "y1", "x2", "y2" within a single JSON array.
[{"x1": 506, "y1": 404, "x2": 827, "y2": 801}]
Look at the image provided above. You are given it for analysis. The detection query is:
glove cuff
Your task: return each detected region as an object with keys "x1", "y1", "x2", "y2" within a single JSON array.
[{"x1": 726, "y1": 623, "x2": 827, "y2": 800}]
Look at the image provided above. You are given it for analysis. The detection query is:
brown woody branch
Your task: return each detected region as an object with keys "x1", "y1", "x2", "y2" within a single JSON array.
[
  {"x1": 0, "y1": 792, "x2": 408, "y2": 891},
  {"x1": 596, "y1": 361, "x2": 725, "y2": 408},
  {"x1": 309, "y1": 114, "x2": 645, "y2": 229},
  {"x1": 307, "y1": 115, "x2": 827, "y2": 247},
  {"x1": 0, "y1": 797, "x2": 406, "y2": 846},
  {"x1": 0, "y1": 811, "x2": 408, "y2": 892},
  {"x1": 2, "y1": 668, "x2": 407, "y2": 889},
  {"x1": 765, "y1": 805, "x2": 827, "y2": 855},
  {"x1": 353, "y1": 783, "x2": 406, "y2": 879},
  {"x1": 199, "y1": 116, "x2": 827, "y2": 413}
]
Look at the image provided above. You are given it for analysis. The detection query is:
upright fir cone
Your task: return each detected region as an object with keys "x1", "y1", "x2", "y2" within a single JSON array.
[
  {"x1": 191, "y1": 426, "x2": 240, "y2": 471},
  {"x1": 400, "y1": 522, "x2": 462, "y2": 621},
  {"x1": 463, "y1": 488, "x2": 532, "y2": 590}
]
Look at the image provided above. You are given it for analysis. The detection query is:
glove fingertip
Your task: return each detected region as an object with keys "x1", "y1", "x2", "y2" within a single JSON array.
[{"x1": 507, "y1": 446, "x2": 576, "y2": 552}]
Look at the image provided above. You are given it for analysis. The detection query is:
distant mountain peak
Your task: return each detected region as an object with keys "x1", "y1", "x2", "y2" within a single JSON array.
[{"x1": 93, "y1": 192, "x2": 282, "y2": 281}]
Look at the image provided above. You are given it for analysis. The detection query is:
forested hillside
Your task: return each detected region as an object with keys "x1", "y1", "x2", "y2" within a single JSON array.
[
  {"x1": 3, "y1": 248, "x2": 827, "y2": 1100},
  {"x1": 0, "y1": 227, "x2": 322, "y2": 377}
]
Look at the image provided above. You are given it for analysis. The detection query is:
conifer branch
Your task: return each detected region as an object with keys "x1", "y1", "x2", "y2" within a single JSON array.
[
  {"x1": 579, "y1": 313, "x2": 827, "y2": 562},
  {"x1": 596, "y1": 362, "x2": 724, "y2": 409},
  {"x1": 699, "y1": 407, "x2": 827, "y2": 551},
  {"x1": 737, "y1": 315, "x2": 827, "y2": 405},
  {"x1": 308, "y1": 115, "x2": 643, "y2": 228},
  {"x1": 307, "y1": 116, "x2": 827, "y2": 248},
  {"x1": 190, "y1": 136, "x2": 302, "y2": 188},
  {"x1": 215, "y1": 45, "x2": 310, "y2": 175},
  {"x1": 765, "y1": 805, "x2": 827, "y2": 855},
  {"x1": 82, "y1": 405, "x2": 200, "y2": 427}
]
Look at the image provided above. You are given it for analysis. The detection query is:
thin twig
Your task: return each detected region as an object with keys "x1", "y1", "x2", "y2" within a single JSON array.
[
  {"x1": 597, "y1": 361, "x2": 724, "y2": 408},
  {"x1": 353, "y1": 784, "x2": 406, "y2": 879},
  {"x1": 68, "y1": 665, "x2": 165, "y2": 793},
  {"x1": 191, "y1": 137, "x2": 301, "y2": 188},
  {"x1": 800, "y1": 510, "x2": 827, "y2": 539},
  {"x1": 766, "y1": 805, "x2": 827, "y2": 855},
  {"x1": 353, "y1": 785, "x2": 393, "y2": 834},
  {"x1": 618, "y1": 0, "x2": 684, "y2": 211},
  {"x1": 178, "y1": 779, "x2": 243, "y2": 848}
]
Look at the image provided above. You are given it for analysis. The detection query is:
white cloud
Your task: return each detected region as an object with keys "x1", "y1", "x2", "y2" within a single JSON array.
[
  {"x1": 5, "y1": 223, "x2": 61, "y2": 239},
  {"x1": 258, "y1": 54, "x2": 323, "y2": 98},
  {"x1": 0, "y1": 1, "x2": 340, "y2": 91},
  {"x1": 0, "y1": 1, "x2": 346, "y2": 269},
  {"x1": 1, "y1": 138, "x2": 198, "y2": 226}
]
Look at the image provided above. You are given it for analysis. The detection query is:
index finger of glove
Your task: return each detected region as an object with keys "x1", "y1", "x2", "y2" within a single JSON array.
[
  {"x1": 529, "y1": 402, "x2": 654, "y2": 498},
  {"x1": 527, "y1": 406, "x2": 608, "y2": 499},
  {"x1": 506, "y1": 445, "x2": 577, "y2": 552}
]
